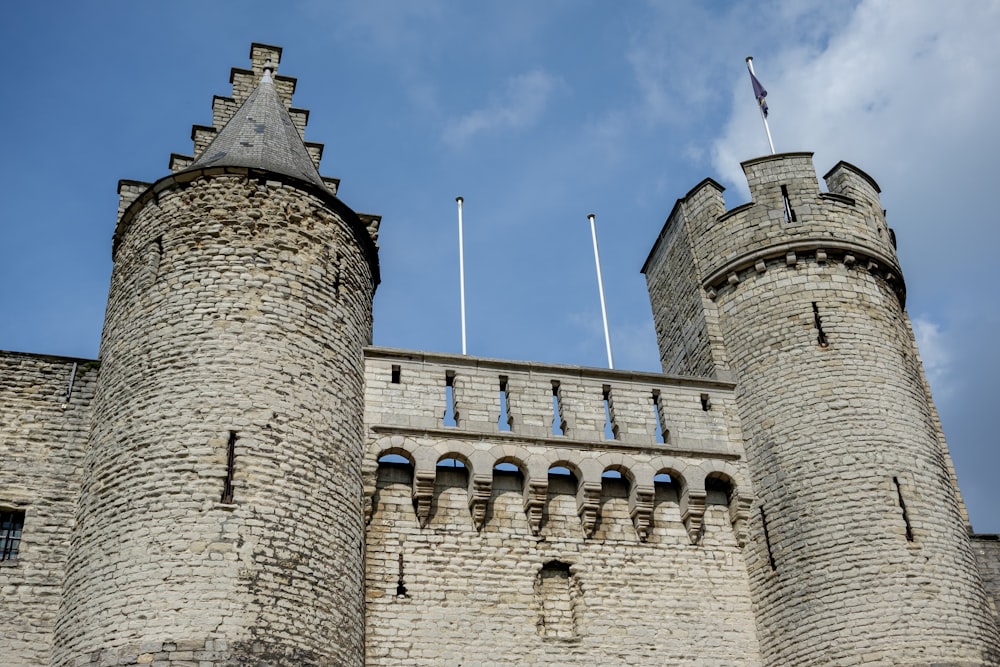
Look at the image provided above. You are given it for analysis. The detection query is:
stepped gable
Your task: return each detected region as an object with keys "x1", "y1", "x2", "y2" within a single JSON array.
[{"x1": 185, "y1": 66, "x2": 326, "y2": 189}]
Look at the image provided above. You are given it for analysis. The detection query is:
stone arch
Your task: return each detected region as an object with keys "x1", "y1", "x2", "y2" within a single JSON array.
[
  {"x1": 365, "y1": 436, "x2": 422, "y2": 525},
  {"x1": 433, "y1": 444, "x2": 476, "y2": 477},
  {"x1": 545, "y1": 459, "x2": 583, "y2": 489},
  {"x1": 698, "y1": 460, "x2": 752, "y2": 548},
  {"x1": 698, "y1": 460, "x2": 746, "y2": 497}
]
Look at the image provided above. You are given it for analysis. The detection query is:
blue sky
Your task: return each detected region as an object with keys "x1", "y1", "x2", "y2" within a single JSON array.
[{"x1": 1, "y1": 1, "x2": 997, "y2": 531}]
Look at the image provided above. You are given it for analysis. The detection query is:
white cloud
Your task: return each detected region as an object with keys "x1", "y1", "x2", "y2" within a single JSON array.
[
  {"x1": 711, "y1": 0, "x2": 1000, "y2": 195},
  {"x1": 444, "y1": 70, "x2": 558, "y2": 147},
  {"x1": 912, "y1": 315, "x2": 952, "y2": 399}
]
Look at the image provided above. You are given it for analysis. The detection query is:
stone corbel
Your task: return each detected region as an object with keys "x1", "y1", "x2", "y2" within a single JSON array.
[
  {"x1": 577, "y1": 481, "x2": 602, "y2": 538},
  {"x1": 680, "y1": 488, "x2": 707, "y2": 545},
  {"x1": 729, "y1": 494, "x2": 753, "y2": 548},
  {"x1": 629, "y1": 484, "x2": 655, "y2": 542},
  {"x1": 523, "y1": 478, "x2": 548, "y2": 536},
  {"x1": 468, "y1": 473, "x2": 493, "y2": 532},
  {"x1": 412, "y1": 470, "x2": 436, "y2": 528}
]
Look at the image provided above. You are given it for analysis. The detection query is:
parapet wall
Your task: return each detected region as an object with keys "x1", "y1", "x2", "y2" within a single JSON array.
[
  {"x1": 653, "y1": 153, "x2": 904, "y2": 304},
  {"x1": 362, "y1": 348, "x2": 761, "y2": 665},
  {"x1": 0, "y1": 352, "x2": 96, "y2": 667},
  {"x1": 364, "y1": 347, "x2": 741, "y2": 452}
]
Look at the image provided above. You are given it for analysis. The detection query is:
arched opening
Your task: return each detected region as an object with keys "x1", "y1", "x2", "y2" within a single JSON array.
[
  {"x1": 703, "y1": 472, "x2": 739, "y2": 547},
  {"x1": 705, "y1": 473, "x2": 734, "y2": 507},
  {"x1": 373, "y1": 451, "x2": 417, "y2": 524},
  {"x1": 490, "y1": 459, "x2": 527, "y2": 530},
  {"x1": 598, "y1": 466, "x2": 633, "y2": 540},
  {"x1": 543, "y1": 464, "x2": 581, "y2": 539},
  {"x1": 432, "y1": 454, "x2": 472, "y2": 530},
  {"x1": 651, "y1": 469, "x2": 684, "y2": 542},
  {"x1": 376, "y1": 451, "x2": 415, "y2": 486}
]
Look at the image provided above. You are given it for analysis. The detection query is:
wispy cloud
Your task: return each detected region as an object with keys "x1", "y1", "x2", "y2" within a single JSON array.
[
  {"x1": 912, "y1": 315, "x2": 953, "y2": 399},
  {"x1": 444, "y1": 70, "x2": 558, "y2": 147},
  {"x1": 710, "y1": 0, "x2": 1000, "y2": 194}
]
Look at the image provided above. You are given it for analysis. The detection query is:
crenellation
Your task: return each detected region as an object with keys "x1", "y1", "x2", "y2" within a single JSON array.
[
  {"x1": 365, "y1": 348, "x2": 742, "y2": 459},
  {"x1": 288, "y1": 107, "x2": 309, "y2": 137},
  {"x1": 189, "y1": 124, "x2": 216, "y2": 156},
  {"x1": 210, "y1": 95, "x2": 239, "y2": 131},
  {"x1": 304, "y1": 141, "x2": 323, "y2": 168},
  {"x1": 168, "y1": 153, "x2": 193, "y2": 172},
  {"x1": 116, "y1": 180, "x2": 149, "y2": 226}
]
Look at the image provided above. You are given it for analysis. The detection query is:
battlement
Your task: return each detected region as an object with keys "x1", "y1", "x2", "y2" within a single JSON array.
[
  {"x1": 364, "y1": 347, "x2": 739, "y2": 454},
  {"x1": 644, "y1": 152, "x2": 904, "y2": 305},
  {"x1": 363, "y1": 347, "x2": 749, "y2": 544}
]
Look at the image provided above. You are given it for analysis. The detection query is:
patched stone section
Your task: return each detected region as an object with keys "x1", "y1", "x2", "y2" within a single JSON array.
[
  {"x1": 0, "y1": 353, "x2": 95, "y2": 667},
  {"x1": 644, "y1": 152, "x2": 1000, "y2": 665},
  {"x1": 52, "y1": 175, "x2": 374, "y2": 667}
]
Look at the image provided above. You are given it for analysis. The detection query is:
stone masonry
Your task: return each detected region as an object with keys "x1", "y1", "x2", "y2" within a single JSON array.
[{"x1": 1, "y1": 43, "x2": 998, "y2": 667}]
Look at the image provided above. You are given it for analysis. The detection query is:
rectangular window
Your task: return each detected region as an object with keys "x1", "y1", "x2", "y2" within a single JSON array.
[{"x1": 1, "y1": 510, "x2": 25, "y2": 561}]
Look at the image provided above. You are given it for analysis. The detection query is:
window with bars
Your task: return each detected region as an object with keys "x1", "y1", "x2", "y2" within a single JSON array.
[{"x1": 1, "y1": 510, "x2": 25, "y2": 562}]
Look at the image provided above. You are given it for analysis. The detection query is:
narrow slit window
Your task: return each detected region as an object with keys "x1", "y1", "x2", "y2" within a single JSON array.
[
  {"x1": 551, "y1": 381, "x2": 566, "y2": 436},
  {"x1": 812, "y1": 302, "x2": 829, "y2": 348},
  {"x1": 221, "y1": 431, "x2": 237, "y2": 504},
  {"x1": 0, "y1": 510, "x2": 25, "y2": 562},
  {"x1": 894, "y1": 477, "x2": 914, "y2": 542},
  {"x1": 700, "y1": 393, "x2": 711, "y2": 411},
  {"x1": 390, "y1": 364, "x2": 401, "y2": 384},
  {"x1": 651, "y1": 389, "x2": 667, "y2": 444},
  {"x1": 602, "y1": 385, "x2": 619, "y2": 440},
  {"x1": 332, "y1": 249, "x2": 343, "y2": 296},
  {"x1": 498, "y1": 376, "x2": 512, "y2": 432},
  {"x1": 760, "y1": 506, "x2": 776, "y2": 571},
  {"x1": 396, "y1": 552, "x2": 408, "y2": 597},
  {"x1": 780, "y1": 185, "x2": 797, "y2": 222},
  {"x1": 443, "y1": 371, "x2": 458, "y2": 427}
]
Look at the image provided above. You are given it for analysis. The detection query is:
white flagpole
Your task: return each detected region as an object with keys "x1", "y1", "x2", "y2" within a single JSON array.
[
  {"x1": 746, "y1": 56, "x2": 775, "y2": 155},
  {"x1": 456, "y1": 196, "x2": 467, "y2": 355},
  {"x1": 588, "y1": 213, "x2": 614, "y2": 369}
]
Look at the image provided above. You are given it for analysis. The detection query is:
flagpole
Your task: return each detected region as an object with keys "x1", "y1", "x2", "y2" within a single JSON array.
[
  {"x1": 587, "y1": 213, "x2": 614, "y2": 370},
  {"x1": 746, "y1": 56, "x2": 775, "y2": 155},
  {"x1": 456, "y1": 196, "x2": 467, "y2": 355}
]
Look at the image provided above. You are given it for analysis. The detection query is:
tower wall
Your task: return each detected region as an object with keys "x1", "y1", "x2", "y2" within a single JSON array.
[
  {"x1": 644, "y1": 153, "x2": 1000, "y2": 665},
  {"x1": 641, "y1": 180, "x2": 731, "y2": 379},
  {"x1": 52, "y1": 172, "x2": 375, "y2": 666}
]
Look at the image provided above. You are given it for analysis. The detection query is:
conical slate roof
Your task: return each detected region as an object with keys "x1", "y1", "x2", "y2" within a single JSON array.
[{"x1": 188, "y1": 70, "x2": 325, "y2": 188}]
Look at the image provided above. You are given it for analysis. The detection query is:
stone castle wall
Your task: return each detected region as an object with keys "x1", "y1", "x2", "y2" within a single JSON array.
[
  {"x1": 0, "y1": 353, "x2": 96, "y2": 667},
  {"x1": 2, "y1": 43, "x2": 997, "y2": 667},
  {"x1": 362, "y1": 349, "x2": 762, "y2": 665}
]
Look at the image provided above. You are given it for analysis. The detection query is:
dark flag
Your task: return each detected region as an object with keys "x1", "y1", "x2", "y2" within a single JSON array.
[{"x1": 750, "y1": 71, "x2": 768, "y2": 117}]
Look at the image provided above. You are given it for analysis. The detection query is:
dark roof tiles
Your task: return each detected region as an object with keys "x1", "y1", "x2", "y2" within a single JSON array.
[{"x1": 187, "y1": 71, "x2": 325, "y2": 189}]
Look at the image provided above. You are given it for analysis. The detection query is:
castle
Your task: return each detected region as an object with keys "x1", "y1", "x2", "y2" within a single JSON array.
[{"x1": 2, "y1": 42, "x2": 999, "y2": 667}]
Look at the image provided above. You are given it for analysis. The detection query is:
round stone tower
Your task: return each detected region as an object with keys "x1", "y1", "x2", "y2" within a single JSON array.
[
  {"x1": 643, "y1": 152, "x2": 1000, "y2": 665},
  {"x1": 52, "y1": 45, "x2": 379, "y2": 667}
]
